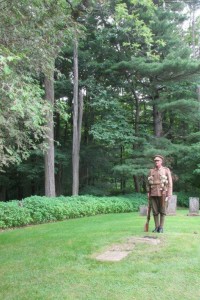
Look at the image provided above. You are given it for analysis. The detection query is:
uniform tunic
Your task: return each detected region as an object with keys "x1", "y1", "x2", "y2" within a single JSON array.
[
  {"x1": 147, "y1": 166, "x2": 173, "y2": 216},
  {"x1": 147, "y1": 166, "x2": 173, "y2": 197}
]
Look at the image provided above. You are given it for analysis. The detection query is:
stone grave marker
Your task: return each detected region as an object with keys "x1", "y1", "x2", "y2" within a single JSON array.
[
  {"x1": 139, "y1": 205, "x2": 148, "y2": 216},
  {"x1": 166, "y1": 195, "x2": 177, "y2": 215},
  {"x1": 188, "y1": 197, "x2": 199, "y2": 216}
]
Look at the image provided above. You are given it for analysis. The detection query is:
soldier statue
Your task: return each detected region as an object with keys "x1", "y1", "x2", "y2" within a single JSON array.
[{"x1": 147, "y1": 155, "x2": 173, "y2": 233}]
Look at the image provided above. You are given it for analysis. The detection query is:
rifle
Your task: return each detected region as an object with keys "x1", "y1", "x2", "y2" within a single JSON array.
[
  {"x1": 144, "y1": 201, "x2": 151, "y2": 232},
  {"x1": 161, "y1": 192, "x2": 166, "y2": 208}
]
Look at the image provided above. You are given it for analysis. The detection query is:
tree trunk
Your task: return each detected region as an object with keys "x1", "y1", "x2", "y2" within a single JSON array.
[
  {"x1": 78, "y1": 89, "x2": 84, "y2": 152},
  {"x1": 54, "y1": 112, "x2": 62, "y2": 196},
  {"x1": 56, "y1": 163, "x2": 63, "y2": 196},
  {"x1": 83, "y1": 95, "x2": 90, "y2": 186},
  {"x1": 55, "y1": 112, "x2": 60, "y2": 141},
  {"x1": 134, "y1": 90, "x2": 140, "y2": 136},
  {"x1": 72, "y1": 36, "x2": 79, "y2": 195},
  {"x1": 31, "y1": 180, "x2": 36, "y2": 195},
  {"x1": 72, "y1": 37, "x2": 84, "y2": 195},
  {"x1": 132, "y1": 89, "x2": 140, "y2": 192},
  {"x1": 17, "y1": 185, "x2": 23, "y2": 200},
  {"x1": 0, "y1": 186, "x2": 6, "y2": 201},
  {"x1": 133, "y1": 175, "x2": 140, "y2": 193},
  {"x1": 153, "y1": 104, "x2": 163, "y2": 137},
  {"x1": 197, "y1": 85, "x2": 200, "y2": 130},
  {"x1": 120, "y1": 178, "x2": 126, "y2": 194},
  {"x1": 120, "y1": 146, "x2": 126, "y2": 193},
  {"x1": 44, "y1": 71, "x2": 56, "y2": 197},
  {"x1": 191, "y1": 3, "x2": 196, "y2": 58}
]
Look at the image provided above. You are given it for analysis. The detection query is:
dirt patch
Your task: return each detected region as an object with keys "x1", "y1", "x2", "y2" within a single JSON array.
[
  {"x1": 187, "y1": 213, "x2": 200, "y2": 216},
  {"x1": 96, "y1": 250, "x2": 131, "y2": 262},
  {"x1": 127, "y1": 236, "x2": 160, "y2": 246},
  {"x1": 95, "y1": 236, "x2": 160, "y2": 262}
]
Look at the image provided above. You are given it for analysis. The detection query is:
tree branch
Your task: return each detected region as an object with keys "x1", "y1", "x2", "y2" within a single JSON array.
[{"x1": 66, "y1": 0, "x2": 74, "y2": 12}]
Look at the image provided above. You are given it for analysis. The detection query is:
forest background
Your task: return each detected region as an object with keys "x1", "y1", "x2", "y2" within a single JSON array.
[{"x1": 1, "y1": 0, "x2": 200, "y2": 201}]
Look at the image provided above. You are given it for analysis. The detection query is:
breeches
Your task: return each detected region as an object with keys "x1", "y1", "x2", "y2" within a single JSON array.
[{"x1": 150, "y1": 196, "x2": 166, "y2": 216}]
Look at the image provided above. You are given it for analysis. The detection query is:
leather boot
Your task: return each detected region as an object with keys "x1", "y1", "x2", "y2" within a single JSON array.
[
  {"x1": 152, "y1": 215, "x2": 159, "y2": 232},
  {"x1": 154, "y1": 215, "x2": 159, "y2": 227},
  {"x1": 160, "y1": 215, "x2": 165, "y2": 228},
  {"x1": 158, "y1": 215, "x2": 165, "y2": 233},
  {"x1": 158, "y1": 227, "x2": 163, "y2": 233}
]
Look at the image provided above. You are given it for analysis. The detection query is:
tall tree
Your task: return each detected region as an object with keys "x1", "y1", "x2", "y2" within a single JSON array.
[
  {"x1": 72, "y1": 36, "x2": 82, "y2": 195},
  {"x1": 44, "y1": 69, "x2": 56, "y2": 197},
  {"x1": 83, "y1": 0, "x2": 200, "y2": 192},
  {"x1": 66, "y1": 0, "x2": 91, "y2": 195},
  {"x1": 0, "y1": 0, "x2": 74, "y2": 196}
]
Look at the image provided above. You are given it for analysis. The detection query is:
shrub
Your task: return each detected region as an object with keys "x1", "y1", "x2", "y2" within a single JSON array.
[
  {"x1": 175, "y1": 192, "x2": 198, "y2": 208},
  {"x1": 0, "y1": 201, "x2": 32, "y2": 228},
  {"x1": 0, "y1": 193, "x2": 147, "y2": 229}
]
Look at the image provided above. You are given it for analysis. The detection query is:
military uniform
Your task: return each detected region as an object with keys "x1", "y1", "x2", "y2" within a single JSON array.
[{"x1": 147, "y1": 155, "x2": 173, "y2": 232}]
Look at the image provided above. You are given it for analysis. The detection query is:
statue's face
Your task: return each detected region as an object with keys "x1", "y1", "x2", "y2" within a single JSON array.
[{"x1": 154, "y1": 159, "x2": 162, "y2": 168}]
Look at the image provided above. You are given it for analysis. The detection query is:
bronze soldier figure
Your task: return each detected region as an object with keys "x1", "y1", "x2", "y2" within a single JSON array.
[{"x1": 147, "y1": 155, "x2": 173, "y2": 233}]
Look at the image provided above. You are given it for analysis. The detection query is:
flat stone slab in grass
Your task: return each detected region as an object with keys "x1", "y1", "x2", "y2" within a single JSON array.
[
  {"x1": 109, "y1": 243, "x2": 135, "y2": 251},
  {"x1": 127, "y1": 236, "x2": 161, "y2": 246},
  {"x1": 96, "y1": 251, "x2": 131, "y2": 262},
  {"x1": 95, "y1": 236, "x2": 160, "y2": 262},
  {"x1": 187, "y1": 212, "x2": 200, "y2": 217}
]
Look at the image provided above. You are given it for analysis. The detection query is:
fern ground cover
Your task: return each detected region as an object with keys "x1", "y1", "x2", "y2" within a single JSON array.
[{"x1": 0, "y1": 210, "x2": 200, "y2": 300}]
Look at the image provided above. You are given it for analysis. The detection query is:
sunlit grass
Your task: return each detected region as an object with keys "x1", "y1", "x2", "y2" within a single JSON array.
[{"x1": 0, "y1": 210, "x2": 200, "y2": 300}]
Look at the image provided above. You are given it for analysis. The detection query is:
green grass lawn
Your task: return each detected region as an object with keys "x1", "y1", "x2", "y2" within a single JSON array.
[{"x1": 0, "y1": 210, "x2": 200, "y2": 300}]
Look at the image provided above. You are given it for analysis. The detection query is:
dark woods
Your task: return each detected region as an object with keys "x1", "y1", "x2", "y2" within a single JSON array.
[{"x1": 1, "y1": 0, "x2": 200, "y2": 200}]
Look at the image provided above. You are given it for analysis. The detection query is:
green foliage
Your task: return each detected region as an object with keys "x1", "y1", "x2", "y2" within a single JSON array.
[
  {"x1": 54, "y1": 99, "x2": 70, "y2": 122},
  {"x1": 0, "y1": 194, "x2": 147, "y2": 229},
  {"x1": 0, "y1": 0, "x2": 75, "y2": 170},
  {"x1": 80, "y1": 184, "x2": 112, "y2": 196},
  {"x1": 1, "y1": 0, "x2": 200, "y2": 198},
  {"x1": 90, "y1": 95, "x2": 134, "y2": 146},
  {"x1": 0, "y1": 56, "x2": 49, "y2": 169},
  {"x1": 164, "y1": 191, "x2": 200, "y2": 208},
  {"x1": 114, "y1": 0, "x2": 155, "y2": 49},
  {"x1": 0, "y1": 201, "x2": 31, "y2": 228},
  {"x1": 174, "y1": 192, "x2": 191, "y2": 208}
]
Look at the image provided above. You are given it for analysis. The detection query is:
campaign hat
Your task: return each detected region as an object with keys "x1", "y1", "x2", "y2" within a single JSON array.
[{"x1": 153, "y1": 155, "x2": 164, "y2": 161}]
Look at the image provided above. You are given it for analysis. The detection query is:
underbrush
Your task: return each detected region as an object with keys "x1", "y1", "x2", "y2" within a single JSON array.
[
  {"x1": 0, "y1": 194, "x2": 147, "y2": 229},
  {"x1": 0, "y1": 192, "x2": 193, "y2": 229}
]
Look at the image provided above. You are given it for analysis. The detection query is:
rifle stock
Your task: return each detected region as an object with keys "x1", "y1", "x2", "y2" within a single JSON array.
[
  {"x1": 162, "y1": 193, "x2": 166, "y2": 208},
  {"x1": 144, "y1": 201, "x2": 151, "y2": 232}
]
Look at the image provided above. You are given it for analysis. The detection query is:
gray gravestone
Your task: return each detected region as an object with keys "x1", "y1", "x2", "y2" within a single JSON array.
[
  {"x1": 188, "y1": 197, "x2": 199, "y2": 216},
  {"x1": 139, "y1": 205, "x2": 148, "y2": 216},
  {"x1": 166, "y1": 195, "x2": 177, "y2": 215}
]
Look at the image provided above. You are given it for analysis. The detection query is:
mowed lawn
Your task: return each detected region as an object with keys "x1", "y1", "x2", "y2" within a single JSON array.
[{"x1": 0, "y1": 210, "x2": 200, "y2": 300}]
